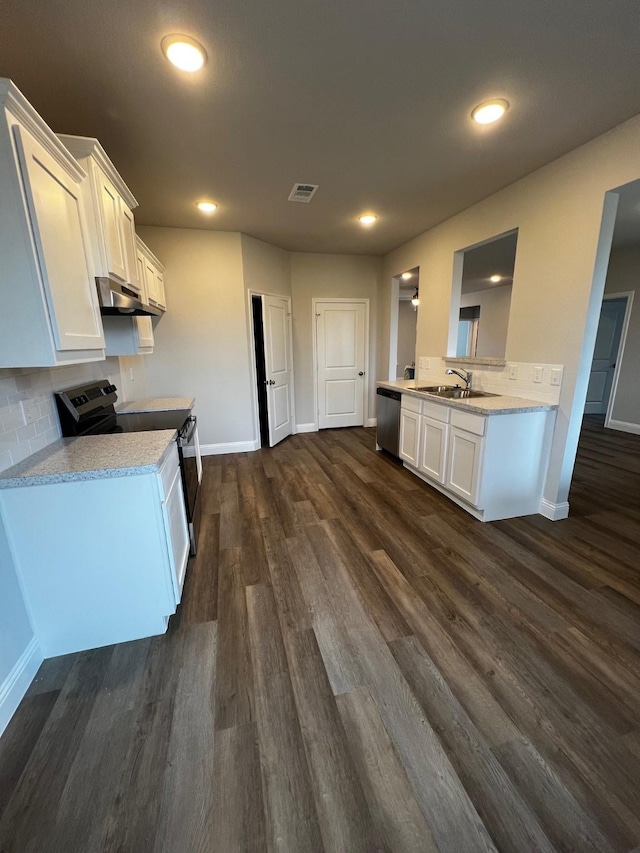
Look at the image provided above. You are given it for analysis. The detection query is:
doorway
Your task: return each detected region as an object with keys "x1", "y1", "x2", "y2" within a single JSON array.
[
  {"x1": 249, "y1": 293, "x2": 294, "y2": 448},
  {"x1": 313, "y1": 298, "x2": 369, "y2": 429},
  {"x1": 395, "y1": 269, "x2": 419, "y2": 378},
  {"x1": 585, "y1": 295, "x2": 629, "y2": 416}
]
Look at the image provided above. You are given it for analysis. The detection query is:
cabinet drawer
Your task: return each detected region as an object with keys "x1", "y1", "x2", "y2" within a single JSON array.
[
  {"x1": 451, "y1": 408, "x2": 486, "y2": 436},
  {"x1": 159, "y1": 441, "x2": 180, "y2": 494},
  {"x1": 421, "y1": 399, "x2": 449, "y2": 423},
  {"x1": 401, "y1": 394, "x2": 421, "y2": 414}
]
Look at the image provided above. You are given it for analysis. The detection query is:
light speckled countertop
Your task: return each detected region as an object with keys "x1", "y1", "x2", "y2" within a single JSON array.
[
  {"x1": 0, "y1": 431, "x2": 177, "y2": 489},
  {"x1": 117, "y1": 397, "x2": 195, "y2": 414},
  {"x1": 377, "y1": 380, "x2": 557, "y2": 415}
]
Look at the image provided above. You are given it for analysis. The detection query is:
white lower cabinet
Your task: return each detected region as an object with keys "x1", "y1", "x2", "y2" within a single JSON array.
[
  {"x1": 399, "y1": 394, "x2": 421, "y2": 467},
  {"x1": 446, "y1": 426, "x2": 483, "y2": 504},
  {"x1": 418, "y1": 415, "x2": 448, "y2": 484},
  {"x1": 0, "y1": 442, "x2": 189, "y2": 657},
  {"x1": 399, "y1": 392, "x2": 554, "y2": 521},
  {"x1": 159, "y1": 444, "x2": 190, "y2": 599}
]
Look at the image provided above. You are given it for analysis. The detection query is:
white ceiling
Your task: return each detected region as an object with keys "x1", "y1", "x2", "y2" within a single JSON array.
[{"x1": 2, "y1": 0, "x2": 640, "y2": 254}]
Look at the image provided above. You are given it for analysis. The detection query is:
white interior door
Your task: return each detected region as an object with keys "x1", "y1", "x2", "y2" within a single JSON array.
[
  {"x1": 585, "y1": 297, "x2": 626, "y2": 414},
  {"x1": 316, "y1": 301, "x2": 367, "y2": 429},
  {"x1": 262, "y1": 295, "x2": 293, "y2": 447}
]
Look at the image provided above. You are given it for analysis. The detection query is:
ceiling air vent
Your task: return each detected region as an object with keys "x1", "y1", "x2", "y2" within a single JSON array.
[{"x1": 288, "y1": 183, "x2": 318, "y2": 203}]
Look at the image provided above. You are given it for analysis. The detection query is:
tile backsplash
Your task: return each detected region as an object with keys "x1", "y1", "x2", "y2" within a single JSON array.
[
  {"x1": 0, "y1": 359, "x2": 123, "y2": 474},
  {"x1": 416, "y1": 356, "x2": 563, "y2": 405}
]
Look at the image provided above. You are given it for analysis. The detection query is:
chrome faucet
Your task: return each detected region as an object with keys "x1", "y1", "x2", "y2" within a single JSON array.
[{"x1": 446, "y1": 368, "x2": 473, "y2": 389}]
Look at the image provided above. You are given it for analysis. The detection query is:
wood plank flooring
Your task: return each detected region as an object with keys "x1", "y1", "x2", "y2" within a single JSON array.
[{"x1": 0, "y1": 414, "x2": 638, "y2": 851}]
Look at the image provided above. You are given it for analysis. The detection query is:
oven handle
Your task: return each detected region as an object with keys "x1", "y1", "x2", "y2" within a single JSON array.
[{"x1": 177, "y1": 415, "x2": 197, "y2": 446}]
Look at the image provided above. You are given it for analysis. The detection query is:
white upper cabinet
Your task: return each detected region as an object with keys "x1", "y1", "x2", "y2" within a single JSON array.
[
  {"x1": 0, "y1": 79, "x2": 105, "y2": 367},
  {"x1": 137, "y1": 236, "x2": 167, "y2": 311},
  {"x1": 57, "y1": 134, "x2": 142, "y2": 296}
]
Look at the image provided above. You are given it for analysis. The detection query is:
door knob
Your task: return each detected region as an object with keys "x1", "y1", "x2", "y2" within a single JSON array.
[{"x1": 358, "y1": 371, "x2": 365, "y2": 376}]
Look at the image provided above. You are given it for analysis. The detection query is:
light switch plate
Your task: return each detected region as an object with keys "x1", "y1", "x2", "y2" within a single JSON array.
[
  {"x1": 551, "y1": 367, "x2": 563, "y2": 387},
  {"x1": 509, "y1": 364, "x2": 518, "y2": 380},
  {"x1": 419, "y1": 357, "x2": 429, "y2": 369},
  {"x1": 533, "y1": 366, "x2": 543, "y2": 383}
]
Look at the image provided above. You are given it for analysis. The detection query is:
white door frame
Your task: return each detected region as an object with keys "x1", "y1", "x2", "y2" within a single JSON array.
[
  {"x1": 247, "y1": 290, "x2": 296, "y2": 446},
  {"x1": 601, "y1": 290, "x2": 635, "y2": 430},
  {"x1": 312, "y1": 297, "x2": 370, "y2": 431}
]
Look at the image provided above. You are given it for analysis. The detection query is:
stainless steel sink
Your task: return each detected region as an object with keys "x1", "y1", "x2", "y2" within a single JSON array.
[
  {"x1": 415, "y1": 385, "x2": 498, "y2": 399},
  {"x1": 435, "y1": 388, "x2": 498, "y2": 399}
]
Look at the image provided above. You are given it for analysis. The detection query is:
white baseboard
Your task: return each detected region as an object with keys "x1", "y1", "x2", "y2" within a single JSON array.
[
  {"x1": 295, "y1": 423, "x2": 317, "y2": 433},
  {"x1": 200, "y1": 440, "x2": 260, "y2": 456},
  {"x1": 0, "y1": 637, "x2": 43, "y2": 737},
  {"x1": 366, "y1": 418, "x2": 377, "y2": 428},
  {"x1": 606, "y1": 418, "x2": 640, "y2": 435},
  {"x1": 539, "y1": 498, "x2": 570, "y2": 521}
]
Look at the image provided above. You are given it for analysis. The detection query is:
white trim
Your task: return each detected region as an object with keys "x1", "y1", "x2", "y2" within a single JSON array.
[
  {"x1": 366, "y1": 418, "x2": 377, "y2": 428},
  {"x1": 606, "y1": 418, "x2": 640, "y2": 435},
  {"x1": 388, "y1": 277, "x2": 400, "y2": 381},
  {"x1": 200, "y1": 440, "x2": 259, "y2": 456},
  {"x1": 312, "y1": 297, "x2": 370, "y2": 430},
  {"x1": 0, "y1": 637, "x2": 43, "y2": 737},
  {"x1": 602, "y1": 291, "x2": 634, "y2": 429},
  {"x1": 539, "y1": 498, "x2": 570, "y2": 521},
  {"x1": 295, "y1": 423, "x2": 317, "y2": 433}
]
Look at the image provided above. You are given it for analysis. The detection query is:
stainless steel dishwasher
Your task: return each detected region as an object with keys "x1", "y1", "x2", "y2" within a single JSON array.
[{"x1": 376, "y1": 387, "x2": 402, "y2": 457}]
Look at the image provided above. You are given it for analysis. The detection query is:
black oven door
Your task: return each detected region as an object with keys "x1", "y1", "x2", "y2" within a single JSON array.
[{"x1": 177, "y1": 416, "x2": 201, "y2": 555}]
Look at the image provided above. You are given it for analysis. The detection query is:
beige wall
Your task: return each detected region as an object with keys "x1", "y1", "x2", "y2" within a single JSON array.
[
  {"x1": 137, "y1": 227, "x2": 255, "y2": 450},
  {"x1": 603, "y1": 246, "x2": 640, "y2": 427},
  {"x1": 241, "y1": 234, "x2": 291, "y2": 297},
  {"x1": 378, "y1": 114, "x2": 640, "y2": 509},
  {"x1": 396, "y1": 300, "x2": 417, "y2": 377},
  {"x1": 460, "y1": 285, "x2": 512, "y2": 358},
  {"x1": 290, "y1": 253, "x2": 382, "y2": 426}
]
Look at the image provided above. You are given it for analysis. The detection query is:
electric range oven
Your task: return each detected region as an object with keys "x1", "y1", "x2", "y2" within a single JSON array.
[{"x1": 54, "y1": 381, "x2": 201, "y2": 555}]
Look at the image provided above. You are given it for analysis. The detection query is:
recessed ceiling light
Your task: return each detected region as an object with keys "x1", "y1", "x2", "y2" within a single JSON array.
[
  {"x1": 472, "y1": 99, "x2": 509, "y2": 125},
  {"x1": 162, "y1": 35, "x2": 207, "y2": 72},
  {"x1": 358, "y1": 214, "x2": 377, "y2": 226},
  {"x1": 490, "y1": 274, "x2": 501, "y2": 283},
  {"x1": 401, "y1": 272, "x2": 413, "y2": 280},
  {"x1": 196, "y1": 200, "x2": 217, "y2": 213}
]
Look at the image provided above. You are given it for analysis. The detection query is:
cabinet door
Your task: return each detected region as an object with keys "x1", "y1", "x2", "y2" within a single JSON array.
[
  {"x1": 154, "y1": 270, "x2": 166, "y2": 309},
  {"x1": 14, "y1": 126, "x2": 104, "y2": 352},
  {"x1": 162, "y1": 462, "x2": 189, "y2": 601},
  {"x1": 135, "y1": 248, "x2": 148, "y2": 302},
  {"x1": 144, "y1": 256, "x2": 158, "y2": 304},
  {"x1": 136, "y1": 316, "x2": 154, "y2": 349},
  {"x1": 399, "y1": 408, "x2": 420, "y2": 467},
  {"x1": 97, "y1": 170, "x2": 128, "y2": 282},
  {"x1": 446, "y1": 427, "x2": 484, "y2": 506},
  {"x1": 418, "y1": 415, "x2": 448, "y2": 483},
  {"x1": 120, "y1": 201, "x2": 141, "y2": 293}
]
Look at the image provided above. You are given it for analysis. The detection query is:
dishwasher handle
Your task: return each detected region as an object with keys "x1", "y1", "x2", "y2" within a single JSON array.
[{"x1": 376, "y1": 387, "x2": 402, "y2": 402}]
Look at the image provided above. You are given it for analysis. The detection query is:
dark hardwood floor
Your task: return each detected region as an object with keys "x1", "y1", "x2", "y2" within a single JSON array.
[{"x1": 0, "y1": 415, "x2": 639, "y2": 851}]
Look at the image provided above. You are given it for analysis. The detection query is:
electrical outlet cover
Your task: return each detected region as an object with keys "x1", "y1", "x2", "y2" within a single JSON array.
[
  {"x1": 551, "y1": 367, "x2": 563, "y2": 387},
  {"x1": 509, "y1": 365, "x2": 518, "y2": 380},
  {"x1": 533, "y1": 366, "x2": 543, "y2": 383}
]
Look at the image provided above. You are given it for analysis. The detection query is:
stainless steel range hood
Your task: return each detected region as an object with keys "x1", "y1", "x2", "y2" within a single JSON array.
[{"x1": 96, "y1": 278, "x2": 163, "y2": 317}]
